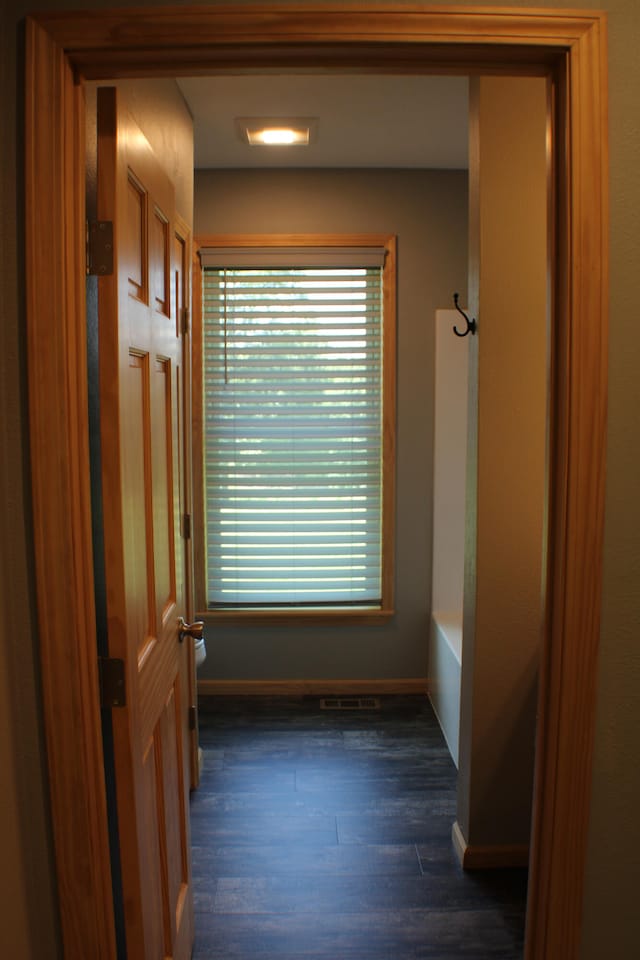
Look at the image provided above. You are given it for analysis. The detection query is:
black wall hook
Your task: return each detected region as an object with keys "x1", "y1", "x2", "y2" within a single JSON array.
[{"x1": 452, "y1": 293, "x2": 477, "y2": 337}]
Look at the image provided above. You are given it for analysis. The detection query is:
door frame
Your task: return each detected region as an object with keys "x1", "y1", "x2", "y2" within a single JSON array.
[{"x1": 24, "y1": 5, "x2": 608, "y2": 960}]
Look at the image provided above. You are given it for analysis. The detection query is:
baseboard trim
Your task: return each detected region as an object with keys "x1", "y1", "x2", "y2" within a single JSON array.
[
  {"x1": 197, "y1": 678, "x2": 428, "y2": 697},
  {"x1": 452, "y1": 821, "x2": 529, "y2": 870}
]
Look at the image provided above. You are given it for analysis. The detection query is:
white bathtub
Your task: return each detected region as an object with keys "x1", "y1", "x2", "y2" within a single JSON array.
[{"x1": 428, "y1": 611, "x2": 462, "y2": 768}]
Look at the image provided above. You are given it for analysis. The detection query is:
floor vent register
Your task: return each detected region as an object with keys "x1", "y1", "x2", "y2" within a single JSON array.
[{"x1": 319, "y1": 697, "x2": 381, "y2": 710}]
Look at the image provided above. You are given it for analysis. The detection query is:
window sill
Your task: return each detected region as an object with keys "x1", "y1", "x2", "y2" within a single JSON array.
[{"x1": 196, "y1": 607, "x2": 395, "y2": 626}]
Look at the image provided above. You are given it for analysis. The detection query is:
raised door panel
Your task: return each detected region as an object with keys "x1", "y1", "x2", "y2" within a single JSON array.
[
  {"x1": 152, "y1": 357, "x2": 176, "y2": 625},
  {"x1": 151, "y1": 204, "x2": 170, "y2": 317},
  {"x1": 174, "y1": 232, "x2": 186, "y2": 339},
  {"x1": 157, "y1": 682, "x2": 190, "y2": 943},
  {"x1": 139, "y1": 684, "x2": 189, "y2": 959},
  {"x1": 139, "y1": 735, "x2": 165, "y2": 960},
  {"x1": 124, "y1": 351, "x2": 155, "y2": 657},
  {"x1": 126, "y1": 174, "x2": 147, "y2": 301}
]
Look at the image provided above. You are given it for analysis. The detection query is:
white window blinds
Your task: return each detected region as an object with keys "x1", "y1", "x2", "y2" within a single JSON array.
[{"x1": 202, "y1": 248, "x2": 385, "y2": 608}]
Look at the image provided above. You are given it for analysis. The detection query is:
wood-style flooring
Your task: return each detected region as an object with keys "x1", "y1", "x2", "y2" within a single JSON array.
[{"x1": 190, "y1": 695, "x2": 527, "y2": 959}]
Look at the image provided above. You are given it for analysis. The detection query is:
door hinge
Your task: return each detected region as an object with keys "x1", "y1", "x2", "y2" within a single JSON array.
[
  {"x1": 86, "y1": 220, "x2": 114, "y2": 276},
  {"x1": 188, "y1": 705, "x2": 197, "y2": 731},
  {"x1": 98, "y1": 657, "x2": 126, "y2": 708},
  {"x1": 181, "y1": 307, "x2": 190, "y2": 336},
  {"x1": 182, "y1": 513, "x2": 191, "y2": 540}
]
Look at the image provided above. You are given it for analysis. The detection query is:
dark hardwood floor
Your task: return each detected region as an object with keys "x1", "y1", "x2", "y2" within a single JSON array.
[{"x1": 190, "y1": 695, "x2": 527, "y2": 959}]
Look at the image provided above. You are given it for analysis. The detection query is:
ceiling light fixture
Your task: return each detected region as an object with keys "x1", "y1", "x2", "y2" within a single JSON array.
[
  {"x1": 236, "y1": 117, "x2": 318, "y2": 147},
  {"x1": 253, "y1": 128, "x2": 301, "y2": 145}
]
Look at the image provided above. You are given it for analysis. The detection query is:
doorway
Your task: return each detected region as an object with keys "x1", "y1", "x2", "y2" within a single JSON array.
[
  {"x1": 90, "y1": 67, "x2": 546, "y2": 953},
  {"x1": 24, "y1": 7, "x2": 608, "y2": 960}
]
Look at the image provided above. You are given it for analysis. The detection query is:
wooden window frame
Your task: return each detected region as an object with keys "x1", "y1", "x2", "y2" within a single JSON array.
[
  {"x1": 192, "y1": 233, "x2": 396, "y2": 625},
  {"x1": 24, "y1": 6, "x2": 608, "y2": 960}
]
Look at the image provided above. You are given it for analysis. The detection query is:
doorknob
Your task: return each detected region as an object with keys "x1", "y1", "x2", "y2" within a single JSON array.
[{"x1": 177, "y1": 616, "x2": 204, "y2": 644}]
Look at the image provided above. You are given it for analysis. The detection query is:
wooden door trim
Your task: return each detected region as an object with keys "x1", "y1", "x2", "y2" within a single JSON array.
[
  {"x1": 192, "y1": 230, "x2": 397, "y2": 619},
  {"x1": 24, "y1": 20, "x2": 117, "y2": 960},
  {"x1": 24, "y1": 6, "x2": 608, "y2": 960}
]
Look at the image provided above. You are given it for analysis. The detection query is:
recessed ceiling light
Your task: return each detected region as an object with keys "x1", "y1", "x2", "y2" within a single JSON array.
[
  {"x1": 236, "y1": 117, "x2": 318, "y2": 147},
  {"x1": 252, "y1": 128, "x2": 304, "y2": 145}
]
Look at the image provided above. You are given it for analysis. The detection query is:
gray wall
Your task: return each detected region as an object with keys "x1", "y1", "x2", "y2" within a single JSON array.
[
  {"x1": 1, "y1": 2, "x2": 639, "y2": 958},
  {"x1": 193, "y1": 168, "x2": 467, "y2": 681},
  {"x1": 458, "y1": 76, "x2": 547, "y2": 849}
]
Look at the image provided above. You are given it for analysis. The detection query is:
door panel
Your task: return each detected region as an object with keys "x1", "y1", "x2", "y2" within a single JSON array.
[
  {"x1": 126, "y1": 175, "x2": 146, "y2": 298},
  {"x1": 140, "y1": 737, "x2": 165, "y2": 960},
  {"x1": 152, "y1": 356, "x2": 175, "y2": 617},
  {"x1": 124, "y1": 351, "x2": 153, "y2": 651},
  {"x1": 151, "y1": 206, "x2": 170, "y2": 315},
  {"x1": 97, "y1": 85, "x2": 194, "y2": 960}
]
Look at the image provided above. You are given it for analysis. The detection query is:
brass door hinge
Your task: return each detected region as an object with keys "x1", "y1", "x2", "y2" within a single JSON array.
[
  {"x1": 188, "y1": 705, "x2": 197, "y2": 731},
  {"x1": 86, "y1": 220, "x2": 114, "y2": 276},
  {"x1": 99, "y1": 657, "x2": 126, "y2": 707},
  {"x1": 181, "y1": 307, "x2": 190, "y2": 336}
]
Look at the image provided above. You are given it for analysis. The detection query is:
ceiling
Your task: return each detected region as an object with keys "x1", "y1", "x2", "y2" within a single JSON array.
[{"x1": 176, "y1": 74, "x2": 469, "y2": 170}]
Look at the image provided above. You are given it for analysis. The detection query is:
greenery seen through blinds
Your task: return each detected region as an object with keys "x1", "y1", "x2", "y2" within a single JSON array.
[{"x1": 202, "y1": 265, "x2": 384, "y2": 607}]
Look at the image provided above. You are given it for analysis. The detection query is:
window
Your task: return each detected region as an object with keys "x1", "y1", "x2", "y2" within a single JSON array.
[{"x1": 194, "y1": 236, "x2": 396, "y2": 620}]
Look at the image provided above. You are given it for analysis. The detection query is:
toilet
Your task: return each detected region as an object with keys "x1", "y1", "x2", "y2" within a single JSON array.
[
  {"x1": 193, "y1": 633, "x2": 207, "y2": 777},
  {"x1": 194, "y1": 634, "x2": 207, "y2": 670}
]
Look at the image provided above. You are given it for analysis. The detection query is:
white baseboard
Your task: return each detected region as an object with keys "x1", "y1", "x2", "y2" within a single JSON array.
[{"x1": 452, "y1": 820, "x2": 529, "y2": 869}]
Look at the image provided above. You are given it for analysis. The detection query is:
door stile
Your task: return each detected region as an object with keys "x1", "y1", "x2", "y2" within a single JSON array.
[{"x1": 174, "y1": 215, "x2": 200, "y2": 789}]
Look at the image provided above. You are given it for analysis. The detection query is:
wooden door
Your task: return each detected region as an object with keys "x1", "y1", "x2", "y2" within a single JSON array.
[{"x1": 97, "y1": 86, "x2": 194, "y2": 960}]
